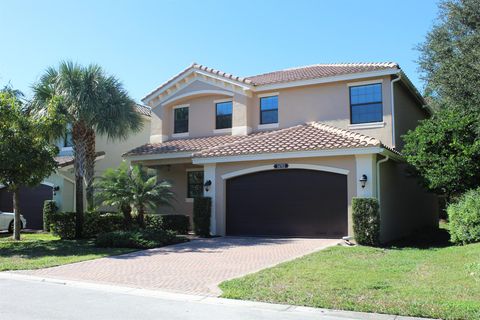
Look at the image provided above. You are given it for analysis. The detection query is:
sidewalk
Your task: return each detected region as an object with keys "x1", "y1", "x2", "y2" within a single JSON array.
[{"x1": 0, "y1": 272, "x2": 437, "y2": 320}]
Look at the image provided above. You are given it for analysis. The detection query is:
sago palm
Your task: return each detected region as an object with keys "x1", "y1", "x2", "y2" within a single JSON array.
[
  {"x1": 95, "y1": 164, "x2": 174, "y2": 228},
  {"x1": 127, "y1": 165, "x2": 174, "y2": 228},
  {"x1": 30, "y1": 61, "x2": 142, "y2": 237},
  {"x1": 94, "y1": 162, "x2": 134, "y2": 228}
]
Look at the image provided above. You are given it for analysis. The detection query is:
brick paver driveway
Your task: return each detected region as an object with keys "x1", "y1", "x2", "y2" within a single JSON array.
[{"x1": 20, "y1": 237, "x2": 340, "y2": 296}]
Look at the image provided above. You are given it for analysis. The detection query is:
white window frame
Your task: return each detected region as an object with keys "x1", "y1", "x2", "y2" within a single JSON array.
[
  {"x1": 348, "y1": 81, "x2": 384, "y2": 125},
  {"x1": 259, "y1": 93, "x2": 279, "y2": 126},
  {"x1": 172, "y1": 104, "x2": 190, "y2": 137},
  {"x1": 214, "y1": 99, "x2": 233, "y2": 132},
  {"x1": 185, "y1": 168, "x2": 204, "y2": 203}
]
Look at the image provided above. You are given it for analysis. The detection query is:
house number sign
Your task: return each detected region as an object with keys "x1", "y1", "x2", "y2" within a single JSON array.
[{"x1": 273, "y1": 163, "x2": 289, "y2": 169}]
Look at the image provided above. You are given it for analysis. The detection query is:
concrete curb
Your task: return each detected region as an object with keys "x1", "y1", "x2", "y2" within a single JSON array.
[{"x1": 0, "y1": 272, "x2": 437, "y2": 320}]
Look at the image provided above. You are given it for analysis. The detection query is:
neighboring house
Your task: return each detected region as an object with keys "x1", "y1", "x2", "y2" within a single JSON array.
[
  {"x1": 0, "y1": 104, "x2": 152, "y2": 229},
  {"x1": 124, "y1": 62, "x2": 438, "y2": 243}
]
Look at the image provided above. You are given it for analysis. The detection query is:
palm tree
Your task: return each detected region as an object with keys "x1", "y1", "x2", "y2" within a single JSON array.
[
  {"x1": 94, "y1": 162, "x2": 134, "y2": 228},
  {"x1": 95, "y1": 164, "x2": 174, "y2": 228},
  {"x1": 30, "y1": 61, "x2": 142, "y2": 237}
]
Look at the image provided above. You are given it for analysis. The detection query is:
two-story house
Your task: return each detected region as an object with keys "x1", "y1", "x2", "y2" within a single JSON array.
[{"x1": 125, "y1": 63, "x2": 438, "y2": 243}]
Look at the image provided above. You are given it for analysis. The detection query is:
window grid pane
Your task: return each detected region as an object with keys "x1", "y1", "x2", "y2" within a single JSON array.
[
  {"x1": 174, "y1": 107, "x2": 189, "y2": 133},
  {"x1": 187, "y1": 171, "x2": 204, "y2": 198},
  {"x1": 350, "y1": 84, "x2": 383, "y2": 124},
  {"x1": 216, "y1": 101, "x2": 233, "y2": 129},
  {"x1": 260, "y1": 96, "x2": 278, "y2": 124}
]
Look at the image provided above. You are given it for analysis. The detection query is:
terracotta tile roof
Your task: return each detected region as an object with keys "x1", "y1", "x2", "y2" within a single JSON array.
[
  {"x1": 246, "y1": 63, "x2": 399, "y2": 86},
  {"x1": 55, "y1": 151, "x2": 106, "y2": 168},
  {"x1": 142, "y1": 63, "x2": 253, "y2": 102},
  {"x1": 124, "y1": 133, "x2": 267, "y2": 157},
  {"x1": 124, "y1": 122, "x2": 396, "y2": 159},
  {"x1": 135, "y1": 104, "x2": 151, "y2": 117},
  {"x1": 142, "y1": 62, "x2": 399, "y2": 102},
  {"x1": 194, "y1": 122, "x2": 382, "y2": 158}
]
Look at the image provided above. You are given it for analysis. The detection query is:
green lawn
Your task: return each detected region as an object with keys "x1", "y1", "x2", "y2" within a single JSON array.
[
  {"x1": 220, "y1": 230, "x2": 480, "y2": 320},
  {"x1": 0, "y1": 232, "x2": 137, "y2": 271}
]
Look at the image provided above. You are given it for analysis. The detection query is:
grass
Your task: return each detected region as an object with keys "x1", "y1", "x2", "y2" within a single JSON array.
[
  {"x1": 220, "y1": 227, "x2": 480, "y2": 320},
  {"x1": 0, "y1": 232, "x2": 137, "y2": 271}
]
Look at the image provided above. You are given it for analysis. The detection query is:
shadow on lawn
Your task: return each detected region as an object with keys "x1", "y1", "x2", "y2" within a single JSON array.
[
  {"x1": 0, "y1": 233, "x2": 125, "y2": 259},
  {"x1": 384, "y1": 227, "x2": 452, "y2": 250}
]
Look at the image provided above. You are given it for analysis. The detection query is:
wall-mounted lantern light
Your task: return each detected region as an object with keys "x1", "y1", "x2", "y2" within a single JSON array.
[
  {"x1": 359, "y1": 174, "x2": 368, "y2": 188},
  {"x1": 204, "y1": 180, "x2": 212, "y2": 192}
]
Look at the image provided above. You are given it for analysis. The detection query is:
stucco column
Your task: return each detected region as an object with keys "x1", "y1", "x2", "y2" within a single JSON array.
[
  {"x1": 232, "y1": 93, "x2": 252, "y2": 136},
  {"x1": 354, "y1": 154, "x2": 377, "y2": 198},
  {"x1": 150, "y1": 104, "x2": 168, "y2": 143},
  {"x1": 203, "y1": 164, "x2": 217, "y2": 235}
]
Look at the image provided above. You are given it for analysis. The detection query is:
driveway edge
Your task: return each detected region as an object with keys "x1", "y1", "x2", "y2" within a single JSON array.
[{"x1": 0, "y1": 272, "x2": 437, "y2": 320}]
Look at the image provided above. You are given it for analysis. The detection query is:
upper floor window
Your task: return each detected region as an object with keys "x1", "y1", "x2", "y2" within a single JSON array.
[
  {"x1": 349, "y1": 83, "x2": 383, "y2": 124},
  {"x1": 216, "y1": 101, "x2": 233, "y2": 129},
  {"x1": 260, "y1": 95, "x2": 278, "y2": 124},
  {"x1": 174, "y1": 106, "x2": 189, "y2": 134}
]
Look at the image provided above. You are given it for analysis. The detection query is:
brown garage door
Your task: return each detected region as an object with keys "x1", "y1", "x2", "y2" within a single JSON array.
[
  {"x1": 226, "y1": 169, "x2": 347, "y2": 237},
  {"x1": 0, "y1": 184, "x2": 53, "y2": 230}
]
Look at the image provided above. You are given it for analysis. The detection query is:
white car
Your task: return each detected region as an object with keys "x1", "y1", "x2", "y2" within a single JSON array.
[{"x1": 0, "y1": 211, "x2": 27, "y2": 233}]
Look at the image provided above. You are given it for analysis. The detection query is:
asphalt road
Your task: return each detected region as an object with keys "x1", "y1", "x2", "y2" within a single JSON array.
[{"x1": 0, "y1": 276, "x2": 430, "y2": 320}]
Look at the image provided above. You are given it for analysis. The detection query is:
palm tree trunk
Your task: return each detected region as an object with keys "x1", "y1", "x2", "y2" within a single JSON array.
[
  {"x1": 73, "y1": 122, "x2": 87, "y2": 238},
  {"x1": 85, "y1": 127, "x2": 96, "y2": 211},
  {"x1": 137, "y1": 204, "x2": 146, "y2": 229},
  {"x1": 121, "y1": 203, "x2": 133, "y2": 230},
  {"x1": 12, "y1": 187, "x2": 21, "y2": 241}
]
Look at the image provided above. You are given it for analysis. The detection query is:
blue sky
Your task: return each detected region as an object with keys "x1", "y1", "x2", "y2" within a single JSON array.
[{"x1": 0, "y1": 0, "x2": 439, "y2": 102}]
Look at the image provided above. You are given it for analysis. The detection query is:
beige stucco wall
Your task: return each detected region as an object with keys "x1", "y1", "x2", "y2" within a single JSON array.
[
  {"x1": 45, "y1": 116, "x2": 151, "y2": 212},
  {"x1": 95, "y1": 116, "x2": 151, "y2": 176},
  {"x1": 379, "y1": 160, "x2": 438, "y2": 243},
  {"x1": 148, "y1": 75, "x2": 397, "y2": 146},
  {"x1": 155, "y1": 163, "x2": 203, "y2": 222},
  {"x1": 213, "y1": 156, "x2": 357, "y2": 236},
  {"x1": 393, "y1": 82, "x2": 430, "y2": 150},
  {"x1": 251, "y1": 76, "x2": 393, "y2": 146}
]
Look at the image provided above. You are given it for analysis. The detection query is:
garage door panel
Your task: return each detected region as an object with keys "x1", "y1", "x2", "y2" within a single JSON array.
[
  {"x1": 226, "y1": 169, "x2": 347, "y2": 237},
  {"x1": 0, "y1": 185, "x2": 52, "y2": 230}
]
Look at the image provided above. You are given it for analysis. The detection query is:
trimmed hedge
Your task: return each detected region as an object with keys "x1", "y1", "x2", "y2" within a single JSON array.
[
  {"x1": 161, "y1": 214, "x2": 190, "y2": 234},
  {"x1": 43, "y1": 200, "x2": 57, "y2": 232},
  {"x1": 83, "y1": 211, "x2": 124, "y2": 238},
  {"x1": 352, "y1": 197, "x2": 380, "y2": 246},
  {"x1": 145, "y1": 214, "x2": 163, "y2": 232},
  {"x1": 95, "y1": 229, "x2": 181, "y2": 249},
  {"x1": 50, "y1": 211, "x2": 76, "y2": 240},
  {"x1": 193, "y1": 197, "x2": 211, "y2": 237},
  {"x1": 448, "y1": 188, "x2": 480, "y2": 245}
]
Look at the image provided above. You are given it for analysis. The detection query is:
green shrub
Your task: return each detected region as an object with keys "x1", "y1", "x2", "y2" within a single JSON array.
[
  {"x1": 448, "y1": 188, "x2": 480, "y2": 245},
  {"x1": 50, "y1": 211, "x2": 76, "y2": 240},
  {"x1": 145, "y1": 214, "x2": 163, "y2": 232},
  {"x1": 43, "y1": 200, "x2": 57, "y2": 232},
  {"x1": 193, "y1": 197, "x2": 211, "y2": 237},
  {"x1": 95, "y1": 229, "x2": 180, "y2": 249},
  {"x1": 83, "y1": 211, "x2": 124, "y2": 238},
  {"x1": 161, "y1": 214, "x2": 190, "y2": 234},
  {"x1": 352, "y1": 197, "x2": 380, "y2": 246}
]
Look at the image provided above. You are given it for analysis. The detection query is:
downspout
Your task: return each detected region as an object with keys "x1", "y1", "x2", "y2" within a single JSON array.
[
  {"x1": 376, "y1": 155, "x2": 389, "y2": 205},
  {"x1": 390, "y1": 74, "x2": 402, "y2": 148}
]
